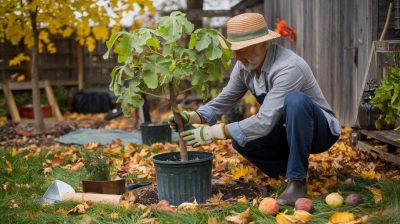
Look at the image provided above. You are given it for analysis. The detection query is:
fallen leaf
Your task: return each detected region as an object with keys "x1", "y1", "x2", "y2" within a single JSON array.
[
  {"x1": 139, "y1": 218, "x2": 158, "y2": 224},
  {"x1": 155, "y1": 200, "x2": 176, "y2": 214},
  {"x1": 110, "y1": 212, "x2": 119, "y2": 219},
  {"x1": 42, "y1": 167, "x2": 53, "y2": 174},
  {"x1": 8, "y1": 199, "x2": 19, "y2": 208},
  {"x1": 231, "y1": 166, "x2": 252, "y2": 179},
  {"x1": 237, "y1": 196, "x2": 248, "y2": 204},
  {"x1": 208, "y1": 217, "x2": 218, "y2": 224},
  {"x1": 329, "y1": 212, "x2": 355, "y2": 223},
  {"x1": 178, "y1": 201, "x2": 198, "y2": 211},
  {"x1": 68, "y1": 201, "x2": 91, "y2": 214},
  {"x1": 293, "y1": 210, "x2": 312, "y2": 222},
  {"x1": 225, "y1": 208, "x2": 252, "y2": 224},
  {"x1": 366, "y1": 186, "x2": 382, "y2": 204},
  {"x1": 2, "y1": 182, "x2": 9, "y2": 191},
  {"x1": 4, "y1": 158, "x2": 13, "y2": 174},
  {"x1": 56, "y1": 208, "x2": 68, "y2": 215}
]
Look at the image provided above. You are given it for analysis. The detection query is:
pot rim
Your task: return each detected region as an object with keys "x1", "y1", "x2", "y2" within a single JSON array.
[{"x1": 152, "y1": 151, "x2": 214, "y2": 165}]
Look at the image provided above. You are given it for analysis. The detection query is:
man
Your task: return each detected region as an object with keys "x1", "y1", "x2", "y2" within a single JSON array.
[{"x1": 168, "y1": 13, "x2": 340, "y2": 205}]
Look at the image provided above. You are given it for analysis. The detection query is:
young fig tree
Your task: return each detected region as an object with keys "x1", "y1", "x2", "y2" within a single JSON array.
[{"x1": 103, "y1": 11, "x2": 233, "y2": 160}]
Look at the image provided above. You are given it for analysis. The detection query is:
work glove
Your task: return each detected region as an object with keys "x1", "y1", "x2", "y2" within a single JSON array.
[
  {"x1": 181, "y1": 123, "x2": 227, "y2": 147},
  {"x1": 167, "y1": 111, "x2": 202, "y2": 132}
]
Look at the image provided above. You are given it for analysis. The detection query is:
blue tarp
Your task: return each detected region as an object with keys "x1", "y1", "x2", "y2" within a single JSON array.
[{"x1": 57, "y1": 129, "x2": 180, "y2": 145}]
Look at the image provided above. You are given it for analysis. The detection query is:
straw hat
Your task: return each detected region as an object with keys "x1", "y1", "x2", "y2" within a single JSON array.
[{"x1": 223, "y1": 13, "x2": 281, "y2": 51}]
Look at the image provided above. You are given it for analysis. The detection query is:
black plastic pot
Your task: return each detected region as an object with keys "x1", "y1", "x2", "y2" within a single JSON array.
[
  {"x1": 358, "y1": 89, "x2": 394, "y2": 130},
  {"x1": 152, "y1": 151, "x2": 214, "y2": 205},
  {"x1": 141, "y1": 122, "x2": 171, "y2": 145}
]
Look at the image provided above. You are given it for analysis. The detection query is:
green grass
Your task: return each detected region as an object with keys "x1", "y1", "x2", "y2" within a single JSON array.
[{"x1": 0, "y1": 146, "x2": 398, "y2": 224}]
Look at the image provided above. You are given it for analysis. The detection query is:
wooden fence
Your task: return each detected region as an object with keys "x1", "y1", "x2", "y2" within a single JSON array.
[
  {"x1": 0, "y1": 35, "x2": 116, "y2": 87},
  {"x1": 263, "y1": 0, "x2": 394, "y2": 126}
]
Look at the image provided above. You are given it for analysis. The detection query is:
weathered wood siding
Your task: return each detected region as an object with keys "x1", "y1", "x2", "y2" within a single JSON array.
[{"x1": 264, "y1": 0, "x2": 380, "y2": 126}]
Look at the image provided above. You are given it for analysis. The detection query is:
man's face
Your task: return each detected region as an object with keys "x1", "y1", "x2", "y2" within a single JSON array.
[{"x1": 234, "y1": 42, "x2": 267, "y2": 71}]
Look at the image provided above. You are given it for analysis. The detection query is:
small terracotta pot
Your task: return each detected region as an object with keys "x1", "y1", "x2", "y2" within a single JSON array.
[
  {"x1": 19, "y1": 104, "x2": 52, "y2": 119},
  {"x1": 82, "y1": 179, "x2": 125, "y2": 195}
]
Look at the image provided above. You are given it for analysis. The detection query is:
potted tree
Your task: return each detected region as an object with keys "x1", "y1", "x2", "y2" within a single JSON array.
[
  {"x1": 103, "y1": 11, "x2": 232, "y2": 205},
  {"x1": 82, "y1": 152, "x2": 125, "y2": 195}
]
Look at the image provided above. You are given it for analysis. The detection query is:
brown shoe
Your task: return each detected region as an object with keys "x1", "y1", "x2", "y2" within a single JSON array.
[{"x1": 277, "y1": 179, "x2": 307, "y2": 206}]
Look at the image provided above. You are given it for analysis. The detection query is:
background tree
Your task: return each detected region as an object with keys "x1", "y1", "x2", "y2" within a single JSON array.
[{"x1": 0, "y1": 0, "x2": 155, "y2": 133}]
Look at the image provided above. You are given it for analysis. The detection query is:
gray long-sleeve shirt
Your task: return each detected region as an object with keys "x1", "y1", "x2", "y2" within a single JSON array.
[{"x1": 197, "y1": 43, "x2": 341, "y2": 147}]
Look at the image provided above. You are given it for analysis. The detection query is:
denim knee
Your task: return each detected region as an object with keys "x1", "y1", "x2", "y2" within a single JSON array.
[{"x1": 284, "y1": 92, "x2": 313, "y2": 115}]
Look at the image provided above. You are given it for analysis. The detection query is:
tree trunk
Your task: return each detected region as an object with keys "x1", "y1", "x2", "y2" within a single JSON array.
[
  {"x1": 187, "y1": 0, "x2": 204, "y2": 29},
  {"x1": 30, "y1": 10, "x2": 45, "y2": 133},
  {"x1": 169, "y1": 82, "x2": 188, "y2": 161}
]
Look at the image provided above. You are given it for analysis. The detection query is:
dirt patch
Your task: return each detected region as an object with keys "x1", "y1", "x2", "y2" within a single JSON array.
[{"x1": 133, "y1": 180, "x2": 270, "y2": 205}]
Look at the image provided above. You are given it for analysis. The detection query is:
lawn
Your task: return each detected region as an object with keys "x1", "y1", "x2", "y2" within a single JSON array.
[{"x1": 1, "y1": 121, "x2": 400, "y2": 224}]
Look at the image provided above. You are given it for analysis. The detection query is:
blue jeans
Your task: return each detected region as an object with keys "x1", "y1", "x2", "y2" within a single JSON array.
[{"x1": 231, "y1": 92, "x2": 339, "y2": 180}]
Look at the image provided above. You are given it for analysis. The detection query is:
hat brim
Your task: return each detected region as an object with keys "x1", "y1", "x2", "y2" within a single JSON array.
[{"x1": 220, "y1": 30, "x2": 281, "y2": 51}]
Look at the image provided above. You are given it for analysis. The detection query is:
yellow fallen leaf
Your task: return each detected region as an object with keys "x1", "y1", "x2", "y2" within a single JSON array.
[
  {"x1": 42, "y1": 167, "x2": 53, "y2": 174},
  {"x1": 110, "y1": 212, "x2": 119, "y2": 219},
  {"x1": 68, "y1": 201, "x2": 91, "y2": 214},
  {"x1": 4, "y1": 158, "x2": 13, "y2": 175},
  {"x1": 225, "y1": 208, "x2": 251, "y2": 224},
  {"x1": 237, "y1": 196, "x2": 248, "y2": 204},
  {"x1": 11, "y1": 148, "x2": 18, "y2": 157},
  {"x1": 366, "y1": 186, "x2": 382, "y2": 204},
  {"x1": 231, "y1": 166, "x2": 252, "y2": 179},
  {"x1": 276, "y1": 213, "x2": 296, "y2": 224},
  {"x1": 8, "y1": 199, "x2": 19, "y2": 208},
  {"x1": 2, "y1": 182, "x2": 10, "y2": 191},
  {"x1": 293, "y1": 210, "x2": 312, "y2": 222},
  {"x1": 208, "y1": 217, "x2": 218, "y2": 224},
  {"x1": 329, "y1": 212, "x2": 355, "y2": 223}
]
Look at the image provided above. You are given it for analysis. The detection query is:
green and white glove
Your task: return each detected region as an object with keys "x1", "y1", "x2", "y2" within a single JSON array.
[
  {"x1": 167, "y1": 111, "x2": 202, "y2": 132},
  {"x1": 181, "y1": 124, "x2": 227, "y2": 147}
]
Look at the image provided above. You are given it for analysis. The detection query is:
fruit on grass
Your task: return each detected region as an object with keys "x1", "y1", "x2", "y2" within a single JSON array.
[
  {"x1": 345, "y1": 193, "x2": 364, "y2": 205},
  {"x1": 258, "y1": 197, "x2": 279, "y2": 215},
  {"x1": 294, "y1": 198, "x2": 314, "y2": 213},
  {"x1": 325, "y1": 192, "x2": 344, "y2": 207}
]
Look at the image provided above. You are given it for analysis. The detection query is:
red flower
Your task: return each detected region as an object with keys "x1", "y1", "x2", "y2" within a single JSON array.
[{"x1": 274, "y1": 18, "x2": 296, "y2": 42}]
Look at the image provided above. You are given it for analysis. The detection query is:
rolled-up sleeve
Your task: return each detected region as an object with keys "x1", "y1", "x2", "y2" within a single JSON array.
[
  {"x1": 197, "y1": 62, "x2": 247, "y2": 125},
  {"x1": 228, "y1": 65, "x2": 305, "y2": 147}
]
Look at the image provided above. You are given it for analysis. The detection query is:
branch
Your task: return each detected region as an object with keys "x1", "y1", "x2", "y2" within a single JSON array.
[
  {"x1": 178, "y1": 86, "x2": 194, "y2": 94},
  {"x1": 138, "y1": 90, "x2": 169, "y2": 100}
]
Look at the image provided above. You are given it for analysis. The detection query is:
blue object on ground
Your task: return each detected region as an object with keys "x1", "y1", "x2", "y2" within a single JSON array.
[{"x1": 57, "y1": 129, "x2": 180, "y2": 145}]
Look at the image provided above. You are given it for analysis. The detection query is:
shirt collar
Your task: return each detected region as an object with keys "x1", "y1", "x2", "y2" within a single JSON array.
[{"x1": 260, "y1": 43, "x2": 277, "y2": 74}]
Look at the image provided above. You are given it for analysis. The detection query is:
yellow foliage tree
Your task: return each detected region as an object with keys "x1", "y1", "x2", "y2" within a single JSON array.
[{"x1": 0, "y1": 0, "x2": 155, "y2": 132}]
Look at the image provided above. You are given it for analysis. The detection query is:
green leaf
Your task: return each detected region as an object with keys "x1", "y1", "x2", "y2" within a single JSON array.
[
  {"x1": 103, "y1": 31, "x2": 131, "y2": 60},
  {"x1": 188, "y1": 32, "x2": 197, "y2": 49},
  {"x1": 182, "y1": 18, "x2": 194, "y2": 35},
  {"x1": 142, "y1": 55, "x2": 171, "y2": 89},
  {"x1": 195, "y1": 33, "x2": 211, "y2": 51},
  {"x1": 162, "y1": 44, "x2": 173, "y2": 56},
  {"x1": 205, "y1": 43, "x2": 222, "y2": 60},
  {"x1": 146, "y1": 36, "x2": 160, "y2": 49},
  {"x1": 131, "y1": 28, "x2": 152, "y2": 54}
]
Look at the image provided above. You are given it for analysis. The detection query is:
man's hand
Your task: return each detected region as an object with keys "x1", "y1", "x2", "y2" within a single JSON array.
[
  {"x1": 181, "y1": 124, "x2": 226, "y2": 147},
  {"x1": 167, "y1": 111, "x2": 202, "y2": 132}
]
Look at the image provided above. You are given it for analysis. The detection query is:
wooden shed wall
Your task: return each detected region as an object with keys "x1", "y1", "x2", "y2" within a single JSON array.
[{"x1": 264, "y1": 0, "x2": 379, "y2": 126}]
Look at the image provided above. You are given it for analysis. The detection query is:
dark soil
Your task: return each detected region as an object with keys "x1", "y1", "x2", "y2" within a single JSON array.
[
  {"x1": 0, "y1": 122, "x2": 77, "y2": 147},
  {"x1": 133, "y1": 180, "x2": 270, "y2": 205}
]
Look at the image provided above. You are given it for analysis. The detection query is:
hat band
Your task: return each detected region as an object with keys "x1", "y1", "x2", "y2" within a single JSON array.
[{"x1": 228, "y1": 26, "x2": 269, "y2": 42}]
